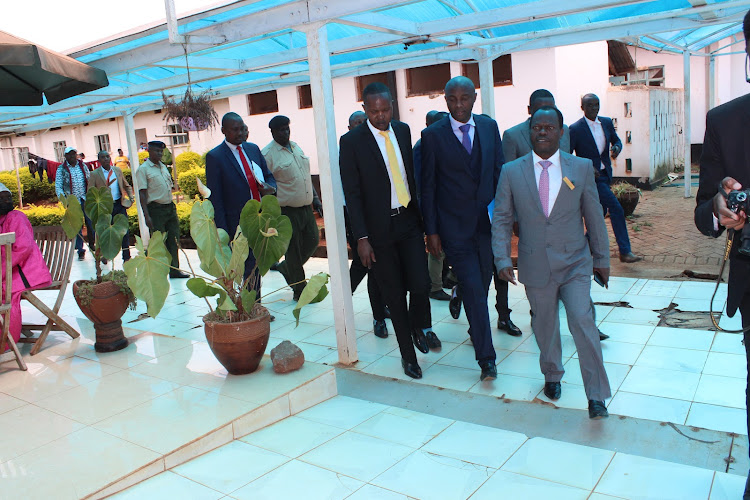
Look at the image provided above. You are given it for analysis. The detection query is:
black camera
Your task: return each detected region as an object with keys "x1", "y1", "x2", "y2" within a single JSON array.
[{"x1": 726, "y1": 190, "x2": 750, "y2": 256}]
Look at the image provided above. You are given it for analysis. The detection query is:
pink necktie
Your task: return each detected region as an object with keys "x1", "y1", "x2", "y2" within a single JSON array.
[{"x1": 539, "y1": 160, "x2": 551, "y2": 218}]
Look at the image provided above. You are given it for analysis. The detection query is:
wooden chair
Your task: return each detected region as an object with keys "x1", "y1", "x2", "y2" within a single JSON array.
[
  {"x1": 0, "y1": 232, "x2": 26, "y2": 370},
  {"x1": 19, "y1": 226, "x2": 79, "y2": 355}
]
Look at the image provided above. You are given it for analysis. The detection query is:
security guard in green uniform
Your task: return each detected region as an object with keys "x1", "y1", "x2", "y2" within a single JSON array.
[{"x1": 136, "y1": 140, "x2": 189, "y2": 279}]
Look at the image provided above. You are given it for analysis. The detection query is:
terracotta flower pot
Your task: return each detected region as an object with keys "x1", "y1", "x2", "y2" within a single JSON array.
[
  {"x1": 203, "y1": 306, "x2": 271, "y2": 375},
  {"x1": 73, "y1": 280, "x2": 129, "y2": 352},
  {"x1": 616, "y1": 190, "x2": 639, "y2": 217}
]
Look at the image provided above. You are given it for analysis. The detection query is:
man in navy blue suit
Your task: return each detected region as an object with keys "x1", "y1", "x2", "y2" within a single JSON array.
[
  {"x1": 206, "y1": 112, "x2": 277, "y2": 292},
  {"x1": 570, "y1": 94, "x2": 641, "y2": 263},
  {"x1": 421, "y1": 76, "x2": 503, "y2": 382}
]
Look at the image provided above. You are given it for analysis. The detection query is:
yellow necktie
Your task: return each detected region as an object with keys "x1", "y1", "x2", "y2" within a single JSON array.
[{"x1": 379, "y1": 130, "x2": 411, "y2": 208}]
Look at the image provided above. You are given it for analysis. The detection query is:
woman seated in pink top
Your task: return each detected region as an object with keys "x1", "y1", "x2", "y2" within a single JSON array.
[{"x1": 0, "y1": 183, "x2": 52, "y2": 350}]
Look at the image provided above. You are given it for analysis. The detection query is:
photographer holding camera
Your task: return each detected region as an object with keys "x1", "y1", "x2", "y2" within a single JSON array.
[{"x1": 695, "y1": 9, "x2": 750, "y2": 498}]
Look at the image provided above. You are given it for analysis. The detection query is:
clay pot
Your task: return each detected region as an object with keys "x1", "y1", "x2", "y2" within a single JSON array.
[
  {"x1": 203, "y1": 307, "x2": 271, "y2": 375},
  {"x1": 616, "y1": 190, "x2": 640, "y2": 217},
  {"x1": 73, "y1": 280, "x2": 129, "y2": 353}
]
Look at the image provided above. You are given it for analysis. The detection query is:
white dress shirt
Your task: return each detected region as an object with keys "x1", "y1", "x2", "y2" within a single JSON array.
[
  {"x1": 367, "y1": 120, "x2": 411, "y2": 209},
  {"x1": 532, "y1": 150, "x2": 562, "y2": 214},
  {"x1": 585, "y1": 116, "x2": 607, "y2": 156},
  {"x1": 449, "y1": 114, "x2": 476, "y2": 149},
  {"x1": 225, "y1": 140, "x2": 266, "y2": 184}
]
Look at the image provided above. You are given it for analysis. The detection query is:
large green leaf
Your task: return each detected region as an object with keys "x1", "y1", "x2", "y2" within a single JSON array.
[
  {"x1": 84, "y1": 187, "x2": 114, "y2": 227},
  {"x1": 239, "y1": 195, "x2": 292, "y2": 276},
  {"x1": 123, "y1": 233, "x2": 171, "y2": 317},
  {"x1": 240, "y1": 289, "x2": 257, "y2": 315},
  {"x1": 293, "y1": 272, "x2": 330, "y2": 326},
  {"x1": 228, "y1": 231, "x2": 249, "y2": 285},
  {"x1": 190, "y1": 200, "x2": 231, "y2": 278},
  {"x1": 95, "y1": 213, "x2": 129, "y2": 261},
  {"x1": 186, "y1": 277, "x2": 235, "y2": 311},
  {"x1": 60, "y1": 195, "x2": 84, "y2": 240}
]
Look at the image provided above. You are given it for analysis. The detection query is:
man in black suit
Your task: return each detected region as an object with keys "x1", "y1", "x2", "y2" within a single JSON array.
[
  {"x1": 206, "y1": 112, "x2": 277, "y2": 291},
  {"x1": 570, "y1": 94, "x2": 641, "y2": 263},
  {"x1": 695, "y1": 10, "x2": 750, "y2": 497},
  {"x1": 421, "y1": 76, "x2": 503, "y2": 381},
  {"x1": 340, "y1": 82, "x2": 441, "y2": 379}
]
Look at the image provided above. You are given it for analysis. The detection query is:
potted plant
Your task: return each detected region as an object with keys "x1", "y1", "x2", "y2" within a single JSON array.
[
  {"x1": 162, "y1": 88, "x2": 219, "y2": 132},
  {"x1": 124, "y1": 195, "x2": 328, "y2": 375},
  {"x1": 61, "y1": 188, "x2": 135, "y2": 352},
  {"x1": 611, "y1": 181, "x2": 640, "y2": 217}
]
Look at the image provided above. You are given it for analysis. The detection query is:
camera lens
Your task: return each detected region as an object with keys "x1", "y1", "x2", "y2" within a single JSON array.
[{"x1": 737, "y1": 192, "x2": 747, "y2": 202}]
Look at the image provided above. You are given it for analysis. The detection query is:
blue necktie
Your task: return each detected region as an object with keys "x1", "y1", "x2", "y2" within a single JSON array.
[{"x1": 459, "y1": 124, "x2": 472, "y2": 154}]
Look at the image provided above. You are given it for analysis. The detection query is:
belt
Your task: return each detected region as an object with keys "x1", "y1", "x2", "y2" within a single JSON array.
[{"x1": 390, "y1": 206, "x2": 407, "y2": 217}]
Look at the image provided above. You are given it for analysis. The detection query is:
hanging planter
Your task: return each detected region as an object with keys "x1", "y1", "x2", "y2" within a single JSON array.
[{"x1": 162, "y1": 88, "x2": 219, "y2": 132}]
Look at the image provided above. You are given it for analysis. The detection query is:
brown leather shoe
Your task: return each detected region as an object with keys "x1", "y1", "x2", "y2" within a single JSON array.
[{"x1": 619, "y1": 252, "x2": 642, "y2": 263}]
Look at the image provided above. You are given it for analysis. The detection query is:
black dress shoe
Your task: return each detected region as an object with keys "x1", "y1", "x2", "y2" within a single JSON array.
[
  {"x1": 429, "y1": 290, "x2": 451, "y2": 301},
  {"x1": 598, "y1": 330, "x2": 610, "y2": 341},
  {"x1": 449, "y1": 285, "x2": 462, "y2": 319},
  {"x1": 373, "y1": 320, "x2": 388, "y2": 338},
  {"x1": 270, "y1": 262, "x2": 280, "y2": 271},
  {"x1": 619, "y1": 252, "x2": 642, "y2": 263},
  {"x1": 543, "y1": 381, "x2": 561, "y2": 400},
  {"x1": 402, "y1": 359, "x2": 422, "y2": 379},
  {"x1": 77, "y1": 250, "x2": 85, "y2": 261},
  {"x1": 412, "y1": 329, "x2": 429, "y2": 354},
  {"x1": 479, "y1": 361, "x2": 497, "y2": 381},
  {"x1": 497, "y1": 318, "x2": 522, "y2": 337},
  {"x1": 384, "y1": 306, "x2": 391, "y2": 319},
  {"x1": 588, "y1": 400, "x2": 609, "y2": 419},
  {"x1": 101, "y1": 258, "x2": 108, "y2": 265},
  {"x1": 424, "y1": 330, "x2": 441, "y2": 349},
  {"x1": 169, "y1": 270, "x2": 190, "y2": 279}
]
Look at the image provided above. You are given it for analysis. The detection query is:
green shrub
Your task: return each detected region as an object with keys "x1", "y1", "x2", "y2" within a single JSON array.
[
  {"x1": 15, "y1": 167, "x2": 56, "y2": 204},
  {"x1": 177, "y1": 167, "x2": 206, "y2": 200},
  {"x1": 22, "y1": 203, "x2": 65, "y2": 226},
  {"x1": 0, "y1": 172, "x2": 21, "y2": 205},
  {"x1": 175, "y1": 151, "x2": 204, "y2": 177},
  {"x1": 121, "y1": 167, "x2": 133, "y2": 187},
  {"x1": 200, "y1": 151, "x2": 209, "y2": 166},
  {"x1": 138, "y1": 151, "x2": 149, "y2": 164}
]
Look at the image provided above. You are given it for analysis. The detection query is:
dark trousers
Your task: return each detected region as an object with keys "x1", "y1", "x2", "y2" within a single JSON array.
[
  {"x1": 444, "y1": 232, "x2": 495, "y2": 364},
  {"x1": 75, "y1": 198, "x2": 95, "y2": 254},
  {"x1": 493, "y1": 264, "x2": 511, "y2": 320},
  {"x1": 278, "y1": 205, "x2": 319, "y2": 296},
  {"x1": 596, "y1": 174, "x2": 631, "y2": 255},
  {"x1": 370, "y1": 211, "x2": 430, "y2": 363},
  {"x1": 147, "y1": 202, "x2": 180, "y2": 269},
  {"x1": 346, "y1": 210, "x2": 386, "y2": 322},
  {"x1": 112, "y1": 199, "x2": 130, "y2": 259},
  {"x1": 740, "y1": 295, "x2": 750, "y2": 462}
]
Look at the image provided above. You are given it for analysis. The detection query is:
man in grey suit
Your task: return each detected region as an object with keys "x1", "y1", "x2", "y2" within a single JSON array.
[
  {"x1": 502, "y1": 89, "x2": 570, "y2": 160},
  {"x1": 503, "y1": 89, "x2": 609, "y2": 342},
  {"x1": 492, "y1": 106, "x2": 611, "y2": 419}
]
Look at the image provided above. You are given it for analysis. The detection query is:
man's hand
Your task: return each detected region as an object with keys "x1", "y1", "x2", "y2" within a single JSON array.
[
  {"x1": 611, "y1": 144, "x2": 621, "y2": 159},
  {"x1": 498, "y1": 267, "x2": 517, "y2": 285},
  {"x1": 426, "y1": 234, "x2": 442, "y2": 257},
  {"x1": 313, "y1": 199, "x2": 324, "y2": 218},
  {"x1": 593, "y1": 267, "x2": 610, "y2": 287},
  {"x1": 258, "y1": 181, "x2": 275, "y2": 196},
  {"x1": 357, "y1": 238, "x2": 376, "y2": 269},
  {"x1": 144, "y1": 215, "x2": 154, "y2": 231},
  {"x1": 713, "y1": 177, "x2": 746, "y2": 231}
]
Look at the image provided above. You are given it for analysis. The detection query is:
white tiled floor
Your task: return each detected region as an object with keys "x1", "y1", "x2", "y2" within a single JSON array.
[{"x1": 118, "y1": 396, "x2": 747, "y2": 500}]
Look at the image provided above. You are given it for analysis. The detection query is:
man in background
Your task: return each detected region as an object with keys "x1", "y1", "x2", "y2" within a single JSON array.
[
  {"x1": 55, "y1": 146, "x2": 94, "y2": 260},
  {"x1": 262, "y1": 115, "x2": 322, "y2": 301},
  {"x1": 89, "y1": 150, "x2": 133, "y2": 263}
]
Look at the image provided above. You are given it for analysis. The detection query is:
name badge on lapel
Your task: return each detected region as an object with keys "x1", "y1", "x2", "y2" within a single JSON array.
[{"x1": 563, "y1": 177, "x2": 575, "y2": 190}]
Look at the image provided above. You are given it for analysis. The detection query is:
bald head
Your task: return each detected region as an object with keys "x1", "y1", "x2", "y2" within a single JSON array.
[
  {"x1": 444, "y1": 76, "x2": 476, "y2": 123},
  {"x1": 348, "y1": 111, "x2": 366, "y2": 130},
  {"x1": 445, "y1": 76, "x2": 475, "y2": 95},
  {"x1": 221, "y1": 112, "x2": 243, "y2": 127},
  {"x1": 581, "y1": 93, "x2": 600, "y2": 121}
]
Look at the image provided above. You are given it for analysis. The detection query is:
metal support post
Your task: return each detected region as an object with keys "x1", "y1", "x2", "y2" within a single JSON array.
[
  {"x1": 683, "y1": 50, "x2": 692, "y2": 198},
  {"x1": 305, "y1": 22, "x2": 358, "y2": 365},
  {"x1": 478, "y1": 50, "x2": 496, "y2": 118},
  {"x1": 123, "y1": 111, "x2": 150, "y2": 244}
]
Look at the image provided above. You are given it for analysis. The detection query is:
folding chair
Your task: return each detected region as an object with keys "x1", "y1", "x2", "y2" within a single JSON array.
[
  {"x1": 19, "y1": 225, "x2": 79, "y2": 355},
  {"x1": 0, "y1": 232, "x2": 26, "y2": 370}
]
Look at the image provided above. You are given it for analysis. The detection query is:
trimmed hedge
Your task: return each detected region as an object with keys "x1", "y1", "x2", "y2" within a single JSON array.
[
  {"x1": 0, "y1": 172, "x2": 21, "y2": 205},
  {"x1": 138, "y1": 151, "x2": 149, "y2": 164},
  {"x1": 177, "y1": 167, "x2": 206, "y2": 200},
  {"x1": 175, "y1": 151, "x2": 204, "y2": 177},
  {"x1": 121, "y1": 167, "x2": 133, "y2": 187},
  {"x1": 21, "y1": 203, "x2": 65, "y2": 227}
]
